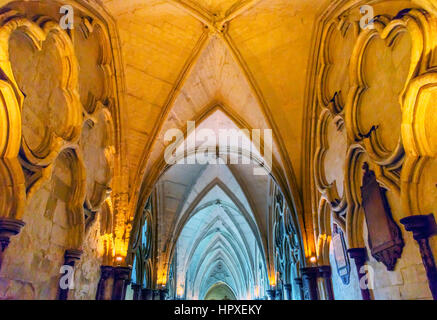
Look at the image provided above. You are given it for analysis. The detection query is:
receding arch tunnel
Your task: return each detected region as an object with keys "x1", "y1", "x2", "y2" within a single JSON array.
[{"x1": 127, "y1": 107, "x2": 305, "y2": 300}]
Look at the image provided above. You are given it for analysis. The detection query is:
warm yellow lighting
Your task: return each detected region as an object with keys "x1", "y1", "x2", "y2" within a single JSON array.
[
  {"x1": 310, "y1": 256, "x2": 317, "y2": 264},
  {"x1": 269, "y1": 277, "x2": 276, "y2": 288},
  {"x1": 157, "y1": 272, "x2": 167, "y2": 287},
  {"x1": 254, "y1": 285, "x2": 260, "y2": 298}
]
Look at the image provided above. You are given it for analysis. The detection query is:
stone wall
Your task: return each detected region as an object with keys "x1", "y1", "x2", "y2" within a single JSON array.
[{"x1": 0, "y1": 1, "x2": 117, "y2": 300}]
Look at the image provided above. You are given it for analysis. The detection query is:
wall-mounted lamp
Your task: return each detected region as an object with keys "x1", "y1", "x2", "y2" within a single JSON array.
[{"x1": 115, "y1": 256, "x2": 123, "y2": 266}]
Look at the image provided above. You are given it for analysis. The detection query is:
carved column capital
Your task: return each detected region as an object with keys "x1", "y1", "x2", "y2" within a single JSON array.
[
  {"x1": 96, "y1": 266, "x2": 114, "y2": 300},
  {"x1": 300, "y1": 267, "x2": 319, "y2": 300},
  {"x1": 400, "y1": 214, "x2": 437, "y2": 241},
  {"x1": 100, "y1": 265, "x2": 114, "y2": 280},
  {"x1": 401, "y1": 214, "x2": 437, "y2": 300},
  {"x1": 113, "y1": 266, "x2": 131, "y2": 280},
  {"x1": 64, "y1": 249, "x2": 83, "y2": 265},
  {"x1": 347, "y1": 248, "x2": 367, "y2": 263},
  {"x1": 112, "y1": 266, "x2": 132, "y2": 300},
  {"x1": 318, "y1": 265, "x2": 332, "y2": 279},
  {"x1": 0, "y1": 218, "x2": 25, "y2": 252}
]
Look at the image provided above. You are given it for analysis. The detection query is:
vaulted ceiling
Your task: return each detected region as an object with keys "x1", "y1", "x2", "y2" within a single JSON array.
[{"x1": 98, "y1": 0, "x2": 333, "y2": 215}]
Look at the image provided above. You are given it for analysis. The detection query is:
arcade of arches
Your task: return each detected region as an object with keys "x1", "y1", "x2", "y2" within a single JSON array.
[{"x1": 0, "y1": 0, "x2": 436, "y2": 300}]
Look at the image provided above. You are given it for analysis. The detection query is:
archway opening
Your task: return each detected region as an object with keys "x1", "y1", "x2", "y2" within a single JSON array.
[{"x1": 204, "y1": 282, "x2": 237, "y2": 300}]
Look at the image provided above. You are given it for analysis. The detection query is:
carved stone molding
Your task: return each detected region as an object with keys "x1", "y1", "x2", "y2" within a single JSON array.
[
  {"x1": 0, "y1": 218, "x2": 25, "y2": 270},
  {"x1": 266, "y1": 289, "x2": 276, "y2": 300},
  {"x1": 111, "y1": 266, "x2": 131, "y2": 300},
  {"x1": 400, "y1": 214, "x2": 437, "y2": 300},
  {"x1": 159, "y1": 288, "x2": 169, "y2": 300},
  {"x1": 300, "y1": 267, "x2": 319, "y2": 300},
  {"x1": 96, "y1": 265, "x2": 114, "y2": 300}
]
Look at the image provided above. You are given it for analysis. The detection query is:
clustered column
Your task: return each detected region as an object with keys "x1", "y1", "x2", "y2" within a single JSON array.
[
  {"x1": 0, "y1": 218, "x2": 25, "y2": 270},
  {"x1": 96, "y1": 266, "x2": 114, "y2": 300},
  {"x1": 300, "y1": 267, "x2": 319, "y2": 300},
  {"x1": 111, "y1": 266, "x2": 132, "y2": 300}
]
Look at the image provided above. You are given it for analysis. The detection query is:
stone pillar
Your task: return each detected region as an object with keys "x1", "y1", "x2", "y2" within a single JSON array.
[
  {"x1": 159, "y1": 288, "x2": 168, "y2": 300},
  {"x1": 348, "y1": 248, "x2": 371, "y2": 300},
  {"x1": 266, "y1": 289, "x2": 276, "y2": 300},
  {"x1": 0, "y1": 218, "x2": 25, "y2": 271},
  {"x1": 294, "y1": 277, "x2": 304, "y2": 300},
  {"x1": 400, "y1": 214, "x2": 437, "y2": 300},
  {"x1": 111, "y1": 266, "x2": 131, "y2": 300},
  {"x1": 153, "y1": 289, "x2": 161, "y2": 300},
  {"x1": 283, "y1": 284, "x2": 292, "y2": 300},
  {"x1": 131, "y1": 283, "x2": 142, "y2": 300},
  {"x1": 58, "y1": 249, "x2": 83, "y2": 300},
  {"x1": 141, "y1": 288, "x2": 153, "y2": 300},
  {"x1": 318, "y1": 266, "x2": 334, "y2": 300},
  {"x1": 301, "y1": 267, "x2": 319, "y2": 300},
  {"x1": 96, "y1": 266, "x2": 114, "y2": 300}
]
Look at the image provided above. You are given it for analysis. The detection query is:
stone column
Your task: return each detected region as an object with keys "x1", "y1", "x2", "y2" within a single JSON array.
[
  {"x1": 111, "y1": 266, "x2": 131, "y2": 300},
  {"x1": 141, "y1": 288, "x2": 153, "y2": 300},
  {"x1": 348, "y1": 248, "x2": 371, "y2": 300},
  {"x1": 400, "y1": 214, "x2": 437, "y2": 300},
  {"x1": 153, "y1": 289, "x2": 161, "y2": 300},
  {"x1": 294, "y1": 278, "x2": 304, "y2": 300},
  {"x1": 0, "y1": 218, "x2": 25, "y2": 271},
  {"x1": 283, "y1": 284, "x2": 292, "y2": 300},
  {"x1": 131, "y1": 283, "x2": 142, "y2": 300},
  {"x1": 318, "y1": 266, "x2": 334, "y2": 300},
  {"x1": 275, "y1": 288, "x2": 283, "y2": 300},
  {"x1": 58, "y1": 249, "x2": 83, "y2": 300},
  {"x1": 300, "y1": 267, "x2": 319, "y2": 300},
  {"x1": 96, "y1": 266, "x2": 114, "y2": 300},
  {"x1": 266, "y1": 289, "x2": 276, "y2": 300}
]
